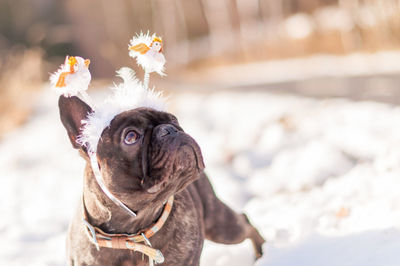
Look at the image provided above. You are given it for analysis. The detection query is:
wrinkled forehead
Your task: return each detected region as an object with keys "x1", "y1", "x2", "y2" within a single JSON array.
[{"x1": 109, "y1": 108, "x2": 176, "y2": 131}]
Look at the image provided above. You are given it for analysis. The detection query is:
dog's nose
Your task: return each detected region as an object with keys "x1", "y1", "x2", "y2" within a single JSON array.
[{"x1": 158, "y1": 124, "x2": 179, "y2": 137}]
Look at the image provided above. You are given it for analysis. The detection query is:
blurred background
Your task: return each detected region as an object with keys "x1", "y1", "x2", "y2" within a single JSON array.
[
  {"x1": 2, "y1": 0, "x2": 400, "y2": 265},
  {"x1": 3, "y1": 0, "x2": 400, "y2": 137}
]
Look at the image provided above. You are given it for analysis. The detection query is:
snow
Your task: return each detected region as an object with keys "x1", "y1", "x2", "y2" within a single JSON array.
[{"x1": 1, "y1": 87, "x2": 400, "y2": 265}]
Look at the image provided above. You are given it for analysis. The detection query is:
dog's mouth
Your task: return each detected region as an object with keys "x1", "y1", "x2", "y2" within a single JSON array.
[{"x1": 141, "y1": 125, "x2": 205, "y2": 194}]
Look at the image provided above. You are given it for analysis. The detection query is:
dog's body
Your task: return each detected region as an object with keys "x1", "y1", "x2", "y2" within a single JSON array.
[{"x1": 59, "y1": 96, "x2": 265, "y2": 266}]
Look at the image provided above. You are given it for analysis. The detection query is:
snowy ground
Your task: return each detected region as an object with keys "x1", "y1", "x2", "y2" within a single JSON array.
[{"x1": 1, "y1": 86, "x2": 400, "y2": 265}]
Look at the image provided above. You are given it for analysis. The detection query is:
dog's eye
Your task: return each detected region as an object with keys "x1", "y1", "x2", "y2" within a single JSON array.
[{"x1": 124, "y1": 130, "x2": 140, "y2": 145}]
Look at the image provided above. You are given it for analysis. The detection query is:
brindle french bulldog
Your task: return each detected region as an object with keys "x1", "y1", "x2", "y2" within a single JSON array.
[{"x1": 59, "y1": 95, "x2": 265, "y2": 266}]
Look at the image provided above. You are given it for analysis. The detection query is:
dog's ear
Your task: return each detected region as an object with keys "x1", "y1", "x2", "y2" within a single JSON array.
[{"x1": 58, "y1": 95, "x2": 92, "y2": 152}]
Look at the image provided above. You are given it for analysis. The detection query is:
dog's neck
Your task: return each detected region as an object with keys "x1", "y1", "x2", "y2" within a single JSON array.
[{"x1": 82, "y1": 164, "x2": 165, "y2": 234}]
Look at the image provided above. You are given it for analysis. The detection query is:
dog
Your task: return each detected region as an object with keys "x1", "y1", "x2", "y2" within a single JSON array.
[{"x1": 59, "y1": 95, "x2": 265, "y2": 265}]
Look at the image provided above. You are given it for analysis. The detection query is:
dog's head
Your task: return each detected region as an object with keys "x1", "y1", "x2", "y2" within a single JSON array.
[{"x1": 58, "y1": 95, "x2": 204, "y2": 209}]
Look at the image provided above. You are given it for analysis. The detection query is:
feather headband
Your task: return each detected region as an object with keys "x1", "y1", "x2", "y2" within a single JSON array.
[{"x1": 50, "y1": 32, "x2": 167, "y2": 154}]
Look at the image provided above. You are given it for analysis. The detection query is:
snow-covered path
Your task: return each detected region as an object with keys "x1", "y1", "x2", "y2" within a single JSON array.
[{"x1": 1, "y1": 89, "x2": 400, "y2": 265}]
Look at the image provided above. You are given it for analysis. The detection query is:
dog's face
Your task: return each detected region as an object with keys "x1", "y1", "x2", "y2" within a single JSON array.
[{"x1": 58, "y1": 96, "x2": 204, "y2": 210}]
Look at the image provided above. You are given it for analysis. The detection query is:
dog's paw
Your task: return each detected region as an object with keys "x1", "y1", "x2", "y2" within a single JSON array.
[
  {"x1": 242, "y1": 214, "x2": 266, "y2": 259},
  {"x1": 251, "y1": 227, "x2": 266, "y2": 259}
]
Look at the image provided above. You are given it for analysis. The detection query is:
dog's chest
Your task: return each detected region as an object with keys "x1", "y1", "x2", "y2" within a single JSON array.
[{"x1": 68, "y1": 189, "x2": 205, "y2": 266}]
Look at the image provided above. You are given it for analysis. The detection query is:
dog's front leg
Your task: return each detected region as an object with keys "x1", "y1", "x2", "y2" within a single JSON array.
[{"x1": 193, "y1": 173, "x2": 265, "y2": 259}]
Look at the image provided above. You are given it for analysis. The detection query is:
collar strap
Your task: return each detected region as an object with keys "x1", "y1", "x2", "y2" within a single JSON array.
[
  {"x1": 83, "y1": 195, "x2": 174, "y2": 264},
  {"x1": 89, "y1": 154, "x2": 137, "y2": 217}
]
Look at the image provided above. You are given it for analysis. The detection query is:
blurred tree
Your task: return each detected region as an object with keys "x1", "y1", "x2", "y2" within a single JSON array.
[
  {"x1": 1, "y1": 0, "x2": 400, "y2": 136},
  {"x1": 1, "y1": 0, "x2": 400, "y2": 77}
]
